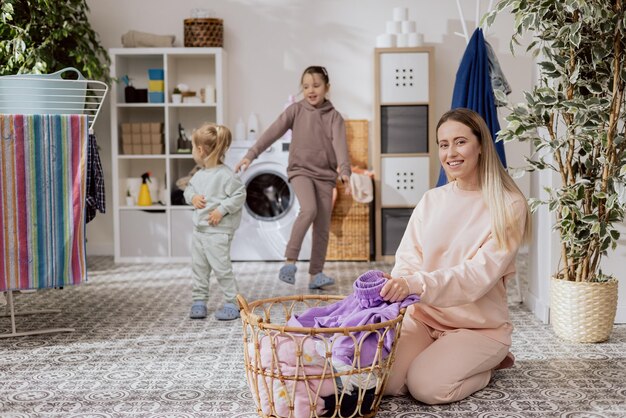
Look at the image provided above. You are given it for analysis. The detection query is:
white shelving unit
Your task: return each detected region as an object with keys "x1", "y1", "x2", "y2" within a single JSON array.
[
  {"x1": 110, "y1": 47, "x2": 226, "y2": 262},
  {"x1": 373, "y1": 47, "x2": 435, "y2": 262}
]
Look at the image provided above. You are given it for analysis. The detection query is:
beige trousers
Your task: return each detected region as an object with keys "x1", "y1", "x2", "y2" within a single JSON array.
[
  {"x1": 384, "y1": 314, "x2": 510, "y2": 405},
  {"x1": 285, "y1": 176, "x2": 335, "y2": 275}
]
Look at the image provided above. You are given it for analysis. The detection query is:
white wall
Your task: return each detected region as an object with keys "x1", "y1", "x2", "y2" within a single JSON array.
[{"x1": 85, "y1": 0, "x2": 534, "y2": 255}]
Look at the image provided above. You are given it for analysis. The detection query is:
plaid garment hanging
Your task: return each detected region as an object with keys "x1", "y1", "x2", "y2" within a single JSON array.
[{"x1": 0, "y1": 114, "x2": 88, "y2": 291}]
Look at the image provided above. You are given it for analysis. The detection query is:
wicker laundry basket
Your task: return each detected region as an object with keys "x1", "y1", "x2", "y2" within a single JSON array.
[
  {"x1": 327, "y1": 119, "x2": 371, "y2": 261},
  {"x1": 184, "y1": 18, "x2": 223, "y2": 47},
  {"x1": 237, "y1": 294, "x2": 406, "y2": 418}
]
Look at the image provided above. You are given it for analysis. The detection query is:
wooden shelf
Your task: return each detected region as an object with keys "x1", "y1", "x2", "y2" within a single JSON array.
[{"x1": 373, "y1": 46, "x2": 436, "y2": 260}]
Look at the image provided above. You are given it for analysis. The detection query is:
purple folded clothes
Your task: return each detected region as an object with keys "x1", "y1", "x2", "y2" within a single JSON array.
[{"x1": 288, "y1": 270, "x2": 419, "y2": 366}]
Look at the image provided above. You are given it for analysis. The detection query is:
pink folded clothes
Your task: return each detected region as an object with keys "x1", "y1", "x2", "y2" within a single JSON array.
[{"x1": 247, "y1": 334, "x2": 335, "y2": 418}]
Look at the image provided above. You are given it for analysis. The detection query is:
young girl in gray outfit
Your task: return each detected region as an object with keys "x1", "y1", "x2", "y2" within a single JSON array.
[
  {"x1": 235, "y1": 66, "x2": 351, "y2": 289},
  {"x1": 185, "y1": 123, "x2": 246, "y2": 320}
]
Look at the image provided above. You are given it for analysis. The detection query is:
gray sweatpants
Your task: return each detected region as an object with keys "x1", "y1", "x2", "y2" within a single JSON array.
[
  {"x1": 285, "y1": 176, "x2": 335, "y2": 275},
  {"x1": 191, "y1": 230, "x2": 238, "y2": 304}
]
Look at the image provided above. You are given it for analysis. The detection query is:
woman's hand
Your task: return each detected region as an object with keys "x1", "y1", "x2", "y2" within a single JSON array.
[
  {"x1": 380, "y1": 276, "x2": 411, "y2": 303},
  {"x1": 234, "y1": 158, "x2": 251, "y2": 173}
]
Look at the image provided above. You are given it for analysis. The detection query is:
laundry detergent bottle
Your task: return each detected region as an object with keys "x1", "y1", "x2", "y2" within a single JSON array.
[{"x1": 137, "y1": 172, "x2": 153, "y2": 206}]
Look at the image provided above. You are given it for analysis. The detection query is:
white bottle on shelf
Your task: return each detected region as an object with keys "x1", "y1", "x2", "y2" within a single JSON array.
[
  {"x1": 235, "y1": 117, "x2": 246, "y2": 141},
  {"x1": 247, "y1": 112, "x2": 259, "y2": 142},
  {"x1": 281, "y1": 95, "x2": 296, "y2": 142}
]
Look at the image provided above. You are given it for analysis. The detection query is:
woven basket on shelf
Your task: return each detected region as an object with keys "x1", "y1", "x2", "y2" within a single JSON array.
[
  {"x1": 184, "y1": 18, "x2": 223, "y2": 47},
  {"x1": 237, "y1": 294, "x2": 406, "y2": 418},
  {"x1": 327, "y1": 120, "x2": 371, "y2": 261},
  {"x1": 550, "y1": 277, "x2": 618, "y2": 343}
]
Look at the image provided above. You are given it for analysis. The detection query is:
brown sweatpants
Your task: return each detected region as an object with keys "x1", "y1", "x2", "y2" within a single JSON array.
[
  {"x1": 285, "y1": 176, "x2": 335, "y2": 275},
  {"x1": 384, "y1": 314, "x2": 510, "y2": 405}
]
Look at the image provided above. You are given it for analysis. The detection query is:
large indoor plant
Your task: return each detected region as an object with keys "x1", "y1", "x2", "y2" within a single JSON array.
[
  {"x1": 487, "y1": 1, "x2": 625, "y2": 342},
  {"x1": 0, "y1": 0, "x2": 110, "y2": 82}
]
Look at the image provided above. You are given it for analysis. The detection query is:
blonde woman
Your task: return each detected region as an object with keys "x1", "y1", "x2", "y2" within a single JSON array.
[{"x1": 381, "y1": 108, "x2": 532, "y2": 404}]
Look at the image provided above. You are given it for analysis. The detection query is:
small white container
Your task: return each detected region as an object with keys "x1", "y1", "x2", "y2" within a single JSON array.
[
  {"x1": 376, "y1": 33, "x2": 396, "y2": 48},
  {"x1": 393, "y1": 7, "x2": 408, "y2": 21},
  {"x1": 386, "y1": 21, "x2": 401, "y2": 34},
  {"x1": 204, "y1": 84, "x2": 215, "y2": 103},
  {"x1": 247, "y1": 113, "x2": 259, "y2": 142},
  {"x1": 408, "y1": 33, "x2": 424, "y2": 47},
  {"x1": 235, "y1": 117, "x2": 246, "y2": 141},
  {"x1": 172, "y1": 94, "x2": 182, "y2": 103},
  {"x1": 397, "y1": 33, "x2": 409, "y2": 48},
  {"x1": 401, "y1": 21, "x2": 416, "y2": 34}
]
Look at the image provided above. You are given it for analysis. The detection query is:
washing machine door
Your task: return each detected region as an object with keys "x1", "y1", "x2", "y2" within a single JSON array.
[
  {"x1": 245, "y1": 170, "x2": 292, "y2": 220},
  {"x1": 230, "y1": 162, "x2": 311, "y2": 261}
]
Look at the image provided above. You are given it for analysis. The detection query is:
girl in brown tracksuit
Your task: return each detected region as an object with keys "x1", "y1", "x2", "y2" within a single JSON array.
[{"x1": 235, "y1": 66, "x2": 351, "y2": 289}]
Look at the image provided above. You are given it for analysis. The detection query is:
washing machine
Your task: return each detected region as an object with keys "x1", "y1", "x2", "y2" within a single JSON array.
[{"x1": 225, "y1": 140, "x2": 312, "y2": 261}]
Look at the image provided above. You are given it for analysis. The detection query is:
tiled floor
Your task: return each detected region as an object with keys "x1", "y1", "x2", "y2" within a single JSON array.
[{"x1": 0, "y1": 256, "x2": 624, "y2": 417}]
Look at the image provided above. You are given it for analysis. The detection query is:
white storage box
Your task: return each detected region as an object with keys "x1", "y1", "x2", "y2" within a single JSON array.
[
  {"x1": 380, "y1": 52, "x2": 429, "y2": 103},
  {"x1": 381, "y1": 156, "x2": 430, "y2": 206}
]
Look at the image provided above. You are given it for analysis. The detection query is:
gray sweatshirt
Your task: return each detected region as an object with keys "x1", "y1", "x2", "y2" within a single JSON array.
[
  {"x1": 244, "y1": 99, "x2": 351, "y2": 183},
  {"x1": 183, "y1": 164, "x2": 246, "y2": 234}
]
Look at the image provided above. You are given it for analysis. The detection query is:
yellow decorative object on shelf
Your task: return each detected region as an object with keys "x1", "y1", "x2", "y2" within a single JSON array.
[
  {"x1": 137, "y1": 172, "x2": 153, "y2": 206},
  {"x1": 148, "y1": 80, "x2": 164, "y2": 91}
]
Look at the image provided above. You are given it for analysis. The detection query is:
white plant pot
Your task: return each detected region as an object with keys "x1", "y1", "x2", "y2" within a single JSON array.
[{"x1": 172, "y1": 94, "x2": 182, "y2": 104}]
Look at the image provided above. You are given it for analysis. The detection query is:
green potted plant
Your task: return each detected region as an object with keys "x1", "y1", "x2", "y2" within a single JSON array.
[
  {"x1": 0, "y1": 0, "x2": 110, "y2": 82},
  {"x1": 487, "y1": 1, "x2": 625, "y2": 342},
  {"x1": 172, "y1": 87, "x2": 182, "y2": 104}
]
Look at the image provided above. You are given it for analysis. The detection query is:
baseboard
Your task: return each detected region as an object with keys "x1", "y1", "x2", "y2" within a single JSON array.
[
  {"x1": 615, "y1": 305, "x2": 626, "y2": 324},
  {"x1": 86, "y1": 242, "x2": 113, "y2": 256},
  {"x1": 523, "y1": 290, "x2": 550, "y2": 324}
]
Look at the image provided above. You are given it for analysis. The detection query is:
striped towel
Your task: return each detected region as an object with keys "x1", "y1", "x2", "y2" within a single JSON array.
[{"x1": 0, "y1": 114, "x2": 88, "y2": 291}]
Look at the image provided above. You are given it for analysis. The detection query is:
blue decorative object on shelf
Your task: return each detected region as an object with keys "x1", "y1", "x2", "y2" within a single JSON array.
[
  {"x1": 148, "y1": 91, "x2": 164, "y2": 103},
  {"x1": 147, "y1": 68, "x2": 164, "y2": 80}
]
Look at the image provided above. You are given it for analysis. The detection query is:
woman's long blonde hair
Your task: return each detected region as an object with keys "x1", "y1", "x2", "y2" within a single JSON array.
[
  {"x1": 437, "y1": 108, "x2": 532, "y2": 249},
  {"x1": 192, "y1": 123, "x2": 232, "y2": 168}
]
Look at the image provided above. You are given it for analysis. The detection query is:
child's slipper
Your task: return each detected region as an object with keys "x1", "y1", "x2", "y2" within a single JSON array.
[
  {"x1": 189, "y1": 301, "x2": 207, "y2": 319},
  {"x1": 308, "y1": 272, "x2": 335, "y2": 289},
  {"x1": 278, "y1": 263, "x2": 297, "y2": 285},
  {"x1": 214, "y1": 302, "x2": 240, "y2": 321}
]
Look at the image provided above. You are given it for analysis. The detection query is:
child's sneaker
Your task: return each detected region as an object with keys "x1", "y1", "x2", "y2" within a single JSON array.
[
  {"x1": 214, "y1": 302, "x2": 240, "y2": 321},
  {"x1": 189, "y1": 300, "x2": 207, "y2": 319}
]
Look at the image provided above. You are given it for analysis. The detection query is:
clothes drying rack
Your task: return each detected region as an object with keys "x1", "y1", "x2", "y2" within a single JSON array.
[
  {"x1": 0, "y1": 67, "x2": 108, "y2": 134},
  {"x1": 0, "y1": 68, "x2": 108, "y2": 338}
]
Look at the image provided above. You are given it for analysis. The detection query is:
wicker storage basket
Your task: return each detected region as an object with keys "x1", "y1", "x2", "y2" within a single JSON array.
[
  {"x1": 237, "y1": 294, "x2": 406, "y2": 418},
  {"x1": 184, "y1": 18, "x2": 223, "y2": 47},
  {"x1": 327, "y1": 120, "x2": 371, "y2": 261},
  {"x1": 550, "y1": 277, "x2": 618, "y2": 343}
]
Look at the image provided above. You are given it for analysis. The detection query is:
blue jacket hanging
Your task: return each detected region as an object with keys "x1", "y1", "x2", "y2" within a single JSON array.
[{"x1": 437, "y1": 28, "x2": 507, "y2": 187}]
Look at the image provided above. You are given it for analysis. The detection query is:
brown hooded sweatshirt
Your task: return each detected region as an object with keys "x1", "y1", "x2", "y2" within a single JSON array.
[{"x1": 244, "y1": 99, "x2": 351, "y2": 183}]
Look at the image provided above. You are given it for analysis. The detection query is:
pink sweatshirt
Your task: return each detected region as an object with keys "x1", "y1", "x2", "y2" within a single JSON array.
[
  {"x1": 244, "y1": 99, "x2": 351, "y2": 182},
  {"x1": 391, "y1": 181, "x2": 527, "y2": 345}
]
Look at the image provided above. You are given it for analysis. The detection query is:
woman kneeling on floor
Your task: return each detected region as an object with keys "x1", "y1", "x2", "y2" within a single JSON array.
[{"x1": 380, "y1": 108, "x2": 531, "y2": 405}]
